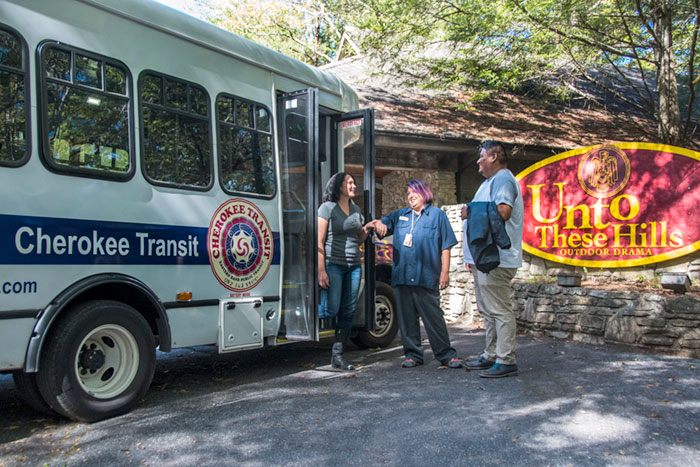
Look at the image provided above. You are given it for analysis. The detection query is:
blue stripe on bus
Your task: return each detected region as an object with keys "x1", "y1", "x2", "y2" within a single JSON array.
[{"x1": 0, "y1": 214, "x2": 281, "y2": 266}]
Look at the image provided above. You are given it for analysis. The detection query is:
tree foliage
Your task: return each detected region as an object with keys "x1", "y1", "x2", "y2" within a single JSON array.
[
  {"x1": 356, "y1": 0, "x2": 700, "y2": 146},
  {"x1": 209, "y1": 0, "x2": 361, "y2": 66},
  {"x1": 208, "y1": 0, "x2": 700, "y2": 145}
]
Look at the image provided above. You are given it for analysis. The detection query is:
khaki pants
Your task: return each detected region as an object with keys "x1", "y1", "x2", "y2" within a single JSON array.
[{"x1": 472, "y1": 267, "x2": 517, "y2": 365}]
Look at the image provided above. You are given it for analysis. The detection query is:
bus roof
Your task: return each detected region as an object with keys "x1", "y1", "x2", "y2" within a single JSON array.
[{"x1": 79, "y1": 0, "x2": 359, "y2": 110}]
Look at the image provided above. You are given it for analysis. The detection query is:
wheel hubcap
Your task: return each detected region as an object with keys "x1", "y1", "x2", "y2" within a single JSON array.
[
  {"x1": 79, "y1": 344, "x2": 106, "y2": 373},
  {"x1": 370, "y1": 296, "x2": 393, "y2": 338},
  {"x1": 74, "y1": 324, "x2": 140, "y2": 399}
]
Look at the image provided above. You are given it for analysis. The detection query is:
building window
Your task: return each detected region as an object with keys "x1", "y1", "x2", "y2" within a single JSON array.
[
  {"x1": 39, "y1": 43, "x2": 131, "y2": 177},
  {"x1": 0, "y1": 26, "x2": 29, "y2": 166},
  {"x1": 139, "y1": 72, "x2": 212, "y2": 190},
  {"x1": 216, "y1": 94, "x2": 275, "y2": 196}
]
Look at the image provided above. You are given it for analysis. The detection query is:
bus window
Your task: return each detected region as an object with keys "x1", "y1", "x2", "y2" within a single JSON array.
[
  {"x1": 0, "y1": 25, "x2": 29, "y2": 167},
  {"x1": 139, "y1": 71, "x2": 212, "y2": 190},
  {"x1": 216, "y1": 94, "x2": 275, "y2": 197},
  {"x1": 39, "y1": 43, "x2": 131, "y2": 177}
]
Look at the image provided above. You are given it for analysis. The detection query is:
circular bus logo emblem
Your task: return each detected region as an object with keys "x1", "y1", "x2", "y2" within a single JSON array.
[
  {"x1": 578, "y1": 144, "x2": 631, "y2": 198},
  {"x1": 207, "y1": 199, "x2": 274, "y2": 292}
]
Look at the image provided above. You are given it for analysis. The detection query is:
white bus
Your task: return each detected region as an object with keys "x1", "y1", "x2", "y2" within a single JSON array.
[{"x1": 0, "y1": 0, "x2": 397, "y2": 422}]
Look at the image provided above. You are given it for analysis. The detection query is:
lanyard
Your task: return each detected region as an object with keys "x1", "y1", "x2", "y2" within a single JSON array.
[{"x1": 410, "y1": 209, "x2": 422, "y2": 235}]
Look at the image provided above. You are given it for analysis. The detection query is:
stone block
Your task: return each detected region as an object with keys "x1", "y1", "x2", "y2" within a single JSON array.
[
  {"x1": 577, "y1": 314, "x2": 606, "y2": 333},
  {"x1": 566, "y1": 296, "x2": 597, "y2": 306},
  {"x1": 550, "y1": 331, "x2": 569, "y2": 339},
  {"x1": 595, "y1": 299, "x2": 628, "y2": 309},
  {"x1": 679, "y1": 329, "x2": 700, "y2": 349},
  {"x1": 640, "y1": 335, "x2": 676, "y2": 346},
  {"x1": 564, "y1": 288, "x2": 589, "y2": 296},
  {"x1": 662, "y1": 313, "x2": 700, "y2": 320},
  {"x1": 517, "y1": 298, "x2": 537, "y2": 323},
  {"x1": 635, "y1": 318, "x2": 667, "y2": 327},
  {"x1": 665, "y1": 295, "x2": 700, "y2": 315},
  {"x1": 590, "y1": 290, "x2": 639, "y2": 300},
  {"x1": 668, "y1": 319, "x2": 700, "y2": 328},
  {"x1": 556, "y1": 314, "x2": 578, "y2": 324},
  {"x1": 529, "y1": 256, "x2": 547, "y2": 276},
  {"x1": 639, "y1": 327, "x2": 680, "y2": 337},
  {"x1": 605, "y1": 315, "x2": 641, "y2": 344},
  {"x1": 534, "y1": 313, "x2": 556, "y2": 325},
  {"x1": 591, "y1": 307, "x2": 617, "y2": 317},
  {"x1": 541, "y1": 284, "x2": 562, "y2": 295},
  {"x1": 572, "y1": 333, "x2": 605, "y2": 345}
]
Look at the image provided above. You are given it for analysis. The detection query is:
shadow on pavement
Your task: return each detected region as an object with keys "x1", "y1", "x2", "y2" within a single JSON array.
[{"x1": 1, "y1": 328, "x2": 699, "y2": 466}]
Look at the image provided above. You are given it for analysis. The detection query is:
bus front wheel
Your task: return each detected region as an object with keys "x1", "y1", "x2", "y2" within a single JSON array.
[
  {"x1": 36, "y1": 300, "x2": 156, "y2": 422},
  {"x1": 12, "y1": 371, "x2": 57, "y2": 416},
  {"x1": 353, "y1": 282, "x2": 398, "y2": 348}
]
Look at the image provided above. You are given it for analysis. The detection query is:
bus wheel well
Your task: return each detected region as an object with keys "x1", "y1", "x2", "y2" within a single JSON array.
[
  {"x1": 376, "y1": 265, "x2": 392, "y2": 286},
  {"x1": 53, "y1": 283, "x2": 162, "y2": 347}
]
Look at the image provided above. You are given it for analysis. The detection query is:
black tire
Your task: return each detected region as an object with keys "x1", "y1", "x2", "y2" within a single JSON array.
[
  {"x1": 12, "y1": 371, "x2": 58, "y2": 417},
  {"x1": 36, "y1": 300, "x2": 156, "y2": 422},
  {"x1": 353, "y1": 282, "x2": 399, "y2": 348}
]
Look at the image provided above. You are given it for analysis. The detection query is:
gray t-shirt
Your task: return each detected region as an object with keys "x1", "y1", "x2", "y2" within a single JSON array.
[
  {"x1": 319, "y1": 201, "x2": 364, "y2": 265},
  {"x1": 463, "y1": 169, "x2": 524, "y2": 268}
]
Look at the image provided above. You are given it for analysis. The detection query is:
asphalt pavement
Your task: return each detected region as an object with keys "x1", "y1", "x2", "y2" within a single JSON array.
[{"x1": 1, "y1": 327, "x2": 699, "y2": 466}]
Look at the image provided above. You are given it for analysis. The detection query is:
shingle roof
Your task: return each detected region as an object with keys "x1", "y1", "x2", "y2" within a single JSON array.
[{"x1": 324, "y1": 56, "x2": 683, "y2": 151}]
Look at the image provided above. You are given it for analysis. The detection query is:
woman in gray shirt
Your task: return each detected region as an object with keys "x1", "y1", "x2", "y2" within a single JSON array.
[{"x1": 318, "y1": 172, "x2": 373, "y2": 370}]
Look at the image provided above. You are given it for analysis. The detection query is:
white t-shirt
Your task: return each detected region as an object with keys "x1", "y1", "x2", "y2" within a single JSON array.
[{"x1": 463, "y1": 169, "x2": 523, "y2": 268}]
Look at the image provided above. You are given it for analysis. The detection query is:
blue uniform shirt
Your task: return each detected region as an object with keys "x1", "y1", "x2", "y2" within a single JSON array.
[{"x1": 380, "y1": 204, "x2": 457, "y2": 291}]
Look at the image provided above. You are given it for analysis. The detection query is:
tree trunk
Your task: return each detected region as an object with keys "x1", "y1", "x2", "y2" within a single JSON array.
[{"x1": 654, "y1": 0, "x2": 682, "y2": 145}]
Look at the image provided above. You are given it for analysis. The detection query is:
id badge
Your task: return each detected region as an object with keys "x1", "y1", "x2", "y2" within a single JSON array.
[{"x1": 403, "y1": 233, "x2": 413, "y2": 247}]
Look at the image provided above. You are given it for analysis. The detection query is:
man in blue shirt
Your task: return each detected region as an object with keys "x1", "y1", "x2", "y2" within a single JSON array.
[{"x1": 370, "y1": 179, "x2": 462, "y2": 368}]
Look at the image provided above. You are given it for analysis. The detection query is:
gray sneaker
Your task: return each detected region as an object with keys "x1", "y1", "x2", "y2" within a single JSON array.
[
  {"x1": 479, "y1": 363, "x2": 518, "y2": 378},
  {"x1": 465, "y1": 356, "x2": 495, "y2": 371}
]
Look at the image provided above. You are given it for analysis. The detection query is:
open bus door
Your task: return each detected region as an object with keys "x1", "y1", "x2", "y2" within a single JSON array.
[
  {"x1": 277, "y1": 93, "x2": 390, "y2": 346},
  {"x1": 277, "y1": 89, "x2": 319, "y2": 341},
  {"x1": 333, "y1": 110, "x2": 378, "y2": 340}
]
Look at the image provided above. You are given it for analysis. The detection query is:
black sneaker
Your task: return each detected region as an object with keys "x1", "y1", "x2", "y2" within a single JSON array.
[
  {"x1": 479, "y1": 363, "x2": 518, "y2": 378},
  {"x1": 401, "y1": 358, "x2": 422, "y2": 368},
  {"x1": 446, "y1": 358, "x2": 464, "y2": 369},
  {"x1": 465, "y1": 356, "x2": 495, "y2": 371}
]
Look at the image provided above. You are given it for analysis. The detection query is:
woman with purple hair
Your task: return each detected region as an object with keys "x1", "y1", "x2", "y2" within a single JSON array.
[{"x1": 370, "y1": 179, "x2": 463, "y2": 368}]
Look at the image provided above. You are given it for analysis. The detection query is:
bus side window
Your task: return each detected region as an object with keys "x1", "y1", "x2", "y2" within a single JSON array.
[
  {"x1": 0, "y1": 25, "x2": 29, "y2": 167},
  {"x1": 139, "y1": 71, "x2": 213, "y2": 191},
  {"x1": 216, "y1": 93, "x2": 275, "y2": 197},
  {"x1": 38, "y1": 42, "x2": 132, "y2": 178}
]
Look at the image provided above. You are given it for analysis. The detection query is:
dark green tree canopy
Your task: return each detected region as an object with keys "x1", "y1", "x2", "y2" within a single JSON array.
[{"x1": 211, "y1": 0, "x2": 700, "y2": 146}]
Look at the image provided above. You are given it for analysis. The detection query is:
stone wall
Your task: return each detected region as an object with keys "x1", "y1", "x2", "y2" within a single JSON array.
[
  {"x1": 512, "y1": 282, "x2": 700, "y2": 358},
  {"x1": 381, "y1": 169, "x2": 456, "y2": 216},
  {"x1": 440, "y1": 204, "x2": 478, "y2": 324},
  {"x1": 522, "y1": 252, "x2": 700, "y2": 283},
  {"x1": 439, "y1": 203, "x2": 700, "y2": 335}
]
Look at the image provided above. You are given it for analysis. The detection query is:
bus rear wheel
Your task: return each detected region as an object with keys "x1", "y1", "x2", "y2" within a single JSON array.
[
  {"x1": 353, "y1": 282, "x2": 398, "y2": 348},
  {"x1": 36, "y1": 300, "x2": 156, "y2": 422}
]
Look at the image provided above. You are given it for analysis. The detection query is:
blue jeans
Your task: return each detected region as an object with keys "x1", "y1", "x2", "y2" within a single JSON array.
[{"x1": 319, "y1": 262, "x2": 361, "y2": 332}]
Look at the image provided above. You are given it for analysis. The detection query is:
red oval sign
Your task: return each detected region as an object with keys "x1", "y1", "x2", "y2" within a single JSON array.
[{"x1": 516, "y1": 143, "x2": 700, "y2": 267}]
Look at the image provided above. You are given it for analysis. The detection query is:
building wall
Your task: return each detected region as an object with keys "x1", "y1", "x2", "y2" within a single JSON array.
[{"x1": 381, "y1": 169, "x2": 456, "y2": 216}]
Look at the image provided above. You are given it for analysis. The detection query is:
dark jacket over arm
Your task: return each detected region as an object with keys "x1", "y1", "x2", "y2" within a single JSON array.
[{"x1": 467, "y1": 201, "x2": 511, "y2": 273}]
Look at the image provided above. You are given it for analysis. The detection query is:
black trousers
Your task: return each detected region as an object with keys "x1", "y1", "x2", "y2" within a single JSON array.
[{"x1": 394, "y1": 285, "x2": 457, "y2": 364}]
